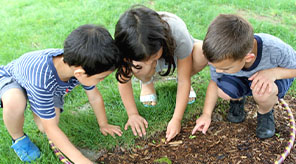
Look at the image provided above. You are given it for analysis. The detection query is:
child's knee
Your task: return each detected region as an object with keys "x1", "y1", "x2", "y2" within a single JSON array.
[
  {"x1": 217, "y1": 88, "x2": 232, "y2": 100},
  {"x1": 2, "y1": 89, "x2": 27, "y2": 113},
  {"x1": 253, "y1": 83, "x2": 278, "y2": 104}
]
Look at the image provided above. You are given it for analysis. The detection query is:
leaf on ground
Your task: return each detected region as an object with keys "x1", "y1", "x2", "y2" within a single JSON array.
[{"x1": 154, "y1": 156, "x2": 172, "y2": 164}]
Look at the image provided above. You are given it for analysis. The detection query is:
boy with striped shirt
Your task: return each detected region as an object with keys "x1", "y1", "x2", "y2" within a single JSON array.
[{"x1": 0, "y1": 24, "x2": 123, "y2": 163}]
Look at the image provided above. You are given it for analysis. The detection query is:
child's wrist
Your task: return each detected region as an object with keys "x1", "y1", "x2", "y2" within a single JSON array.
[
  {"x1": 172, "y1": 115, "x2": 182, "y2": 122},
  {"x1": 203, "y1": 112, "x2": 212, "y2": 118},
  {"x1": 128, "y1": 112, "x2": 139, "y2": 117},
  {"x1": 98, "y1": 121, "x2": 108, "y2": 127}
]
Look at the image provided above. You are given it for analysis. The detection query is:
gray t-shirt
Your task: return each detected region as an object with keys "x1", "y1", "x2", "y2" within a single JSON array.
[
  {"x1": 210, "y1": 33, "x2": 296, "y2": 82},
  {"x1": 156, "y1": 12, "x2": 195, "y2": 72}
]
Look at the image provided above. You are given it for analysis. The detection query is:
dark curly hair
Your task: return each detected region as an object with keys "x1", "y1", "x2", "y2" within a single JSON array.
[{"x1": 114, "y1": 5, "x2": 176, "y2": 83}]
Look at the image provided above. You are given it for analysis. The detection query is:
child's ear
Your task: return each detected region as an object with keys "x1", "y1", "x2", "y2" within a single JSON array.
[
  {"x1": 73, "y1": 67, "x2": 85, "y2": 78},
  {"x1": 244, "y1": 53, "x2": 255, "y2": 62}
]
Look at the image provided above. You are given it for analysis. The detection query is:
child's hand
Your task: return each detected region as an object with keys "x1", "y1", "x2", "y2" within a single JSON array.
[
  {"x1": 124, "y1": 114, "x2": 148, "y2": 137},
  {"x1": 166, "y1": 118, "x2": 181, "y2": 142},
  {"x1": 249, "y1": 69, "x2": 276, "y2": 96},
  {"x1": 192, "y1": 113, "x2": 211, "y2": 135},
  {"x1": 100, "y1": 124, "x2": 122, "y2": 138}
]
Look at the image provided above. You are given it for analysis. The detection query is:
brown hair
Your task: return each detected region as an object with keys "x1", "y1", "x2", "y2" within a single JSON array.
[{"x1": 202, "y1": 14, "x2": 254, "y2": 63}]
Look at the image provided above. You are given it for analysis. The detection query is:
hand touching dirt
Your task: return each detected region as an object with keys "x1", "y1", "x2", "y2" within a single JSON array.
[
  {"x1": 124, "y1": 114, "x2": 148, "y2": 137},
  {"x1": 249, "y1": 69, "x2": 276, "y2": 96},
  {"x1": 100, "y1": 124, "x2": 122, "y2": 138},
  {"x1": 192, "y1": 113, "x2": 211, "y2": 135},
  {"x1": 166, "y1": 118, "x2": 181, "y2": 142}
]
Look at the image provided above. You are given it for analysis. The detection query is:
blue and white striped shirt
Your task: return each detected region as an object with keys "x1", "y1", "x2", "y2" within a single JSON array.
[{"x1": 0, "y1": 49, "x2": 94, "y2": 119}]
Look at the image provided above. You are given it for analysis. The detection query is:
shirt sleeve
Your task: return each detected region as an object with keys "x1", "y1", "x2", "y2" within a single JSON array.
[
  {"x1": 272, "y1": 41, "x2": 296, "y2": 69},
  {"x1": 210, "y1": 65, "x2": 222, "y2": 83},
  {"x1": 174, "y1": 28, "x2": 194, "y2": 60},
  {"x1": 160, "y1": 12, "x2": 194, "y2": 59},
  {"x1": 173, "y1": 21, "x2": 194, "y2": 60}
]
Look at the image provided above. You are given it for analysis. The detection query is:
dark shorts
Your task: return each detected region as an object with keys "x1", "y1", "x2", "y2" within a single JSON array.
[
  {"x1": 0, "y1": 77, "x2": 26, "y2": 108},
  {"x1": 0, "y1": 77, "x2": 64, "y2": 111},
  {"x1": 216, "y1": 75, "x2": 294, "y2": 99}
]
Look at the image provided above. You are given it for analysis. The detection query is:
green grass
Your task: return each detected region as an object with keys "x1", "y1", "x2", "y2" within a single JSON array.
[{"x1": 0, "y1": 0, "x2": 295, "y2": 163}]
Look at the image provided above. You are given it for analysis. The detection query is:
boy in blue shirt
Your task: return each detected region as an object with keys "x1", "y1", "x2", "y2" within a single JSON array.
[
  {"x1": 0, "y1": 24, "x2": 123, "y2": 163},
  {"x1": 192, "y1": 14, "x2": 296, "y2": 139}
]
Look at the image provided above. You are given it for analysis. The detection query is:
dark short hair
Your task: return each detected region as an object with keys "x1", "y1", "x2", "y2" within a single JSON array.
[
  {"x1": 202, "y1": 14, "x2": 254, "y2": 63},
  {"x1": 114, "y1": 5, "x2": 176, "y2": 82},
  {"x1": 63, "y1": 24, "x2": 121, "y2": 76}
]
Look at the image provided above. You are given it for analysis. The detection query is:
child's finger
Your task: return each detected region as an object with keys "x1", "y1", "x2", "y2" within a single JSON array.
[
  {"x1": 114, "y1": 129, "x2": 122, "y2": 137},
  {"x1": 192, "y1": 122, "x2": 202, "y2": 134},
  {"x1": 143, "y1": 119, "x2": 149, "y2": 128},
  {"x1": 116, "y1": 126, "x2": 122, "y2": 131},
  {"x1": 102, "y1": 131, "x2": 107, "y2": 136},
  {"x1": 268, "y1": 83, "x2": 272, "y2": 93},
  {"x1": 250, "y1": 78, "x2": 259, "y2": 90},
  {"x1": 110, "y1": 132, "x2": 115, "y2": 138},
  {"x1": 131, "y1": 126, "x2": 138, "y2": 136},
  {"x1": 259, "y1": 82, "x2": 268, "y2": 95},
  {"x1": 124, "y1": 123, "x2": 129, "y2": 130},
  {"x1": 166, "y1": 128, "x2": 171, "y2": 138},
  {"x1": 166, "y1": 132, "x2": 174, "y2": 142},
  {"x1": 192, "y1": 125, "x2": 198, "y2": 134},
  {"x1": 255, "y1": 80, "x2": 264, "y2": 94},
  {"x1": 135, "y1": 125, "x2": 143, "y2": 137},
  {"x1": 114, "y1": 131, "x2": 122, "y2": 136},
  {"x1": 139, "y1": 122, "x2": 147, "y2": 136},
  {"x1": 202, "y1": 123, "x2": 210, "y2": 134},
  {"x1": 248, "y1": 72, "x2": 258, "y2": 81}
]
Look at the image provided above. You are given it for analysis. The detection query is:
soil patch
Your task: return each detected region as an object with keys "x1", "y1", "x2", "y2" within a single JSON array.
[{"x1": 97, "y1": 95, "x2": 296, "y2": 164}]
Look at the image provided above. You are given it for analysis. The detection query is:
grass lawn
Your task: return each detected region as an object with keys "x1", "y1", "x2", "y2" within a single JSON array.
[{"x1": 0, "y1": 0, "x2": 295, "y2": 163}]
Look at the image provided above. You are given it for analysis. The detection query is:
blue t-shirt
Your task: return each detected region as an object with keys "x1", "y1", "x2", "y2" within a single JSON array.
[
  {"x1": 0, "y1": 49, "x2": 94, "y2": 119},
  {"x1": 210, "y1": 33, "x2": 296, "y2": 82}
]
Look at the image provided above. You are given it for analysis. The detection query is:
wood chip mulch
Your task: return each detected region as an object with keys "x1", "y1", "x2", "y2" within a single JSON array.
[{"x1": 97, "y1": 95, "x2": 296, "y2": 164}]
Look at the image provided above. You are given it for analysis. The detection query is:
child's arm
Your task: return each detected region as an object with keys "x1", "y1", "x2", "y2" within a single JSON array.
[
  {"x1": 41, "y1": 119, "x2": 93, "y2": 164},
  {"x1": 249, "y1": 68, "x2": 296, "y2": 95},
  {"x1": 118, "y1": 80, "x2": 148, "y2": 137},
  {"x1": 192, "y1": 80, "x2": 218, "y2": 135},
  {"x1": 192, "y1": 41, "x2": 208, "y2": 75},
  {"x1": 165, "y1": 53, "x2": 192, "y2": 142},
  {"x1": 85, "y1": 87, "x2": 122, "y2": 137}
]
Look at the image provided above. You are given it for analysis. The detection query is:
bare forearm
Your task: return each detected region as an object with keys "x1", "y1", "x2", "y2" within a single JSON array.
[
  {"x1": 86, "y1": 89, "x2": 108, "y2": 126},
  {"x1": 203, "y1": 80, "x2": 218, "y2": 117},
  {"x1": 118, "y1": 81, "x2": 139, "y2": 116},
  {"x1": 91, "y1": 100, "x2": 108, "y2": 126},
  {"x1": 173, "y1": 51, "x2": 193, "y2": 121},
  {"x1": 172, "y1": 80, "x2": 191, "y2": 121},
  {"x1": 45, "y1": 125, "x2": 90, "y2": 163},
  {"x1": 274, "y1": 67, "x2": 296, "y2": 79}
]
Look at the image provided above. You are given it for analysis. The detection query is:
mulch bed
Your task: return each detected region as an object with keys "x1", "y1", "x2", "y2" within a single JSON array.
[{"x1": 97, "y1": 95, "x2": 296, "y2": 164}]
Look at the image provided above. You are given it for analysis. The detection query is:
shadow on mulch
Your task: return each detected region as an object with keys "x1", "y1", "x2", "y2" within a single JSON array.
[{"x1": 96, "y1": 95, "x2": 296, "y2": 164}]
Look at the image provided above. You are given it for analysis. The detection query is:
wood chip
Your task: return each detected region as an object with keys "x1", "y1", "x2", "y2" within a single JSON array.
[{"x1": 168, "y1": 140, "x2": 183, "y2": 146}]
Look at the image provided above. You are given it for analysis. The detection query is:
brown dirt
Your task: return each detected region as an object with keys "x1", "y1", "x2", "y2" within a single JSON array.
[{"x1": 97, "y1": 95, "x2": 296, "y2": 164}]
